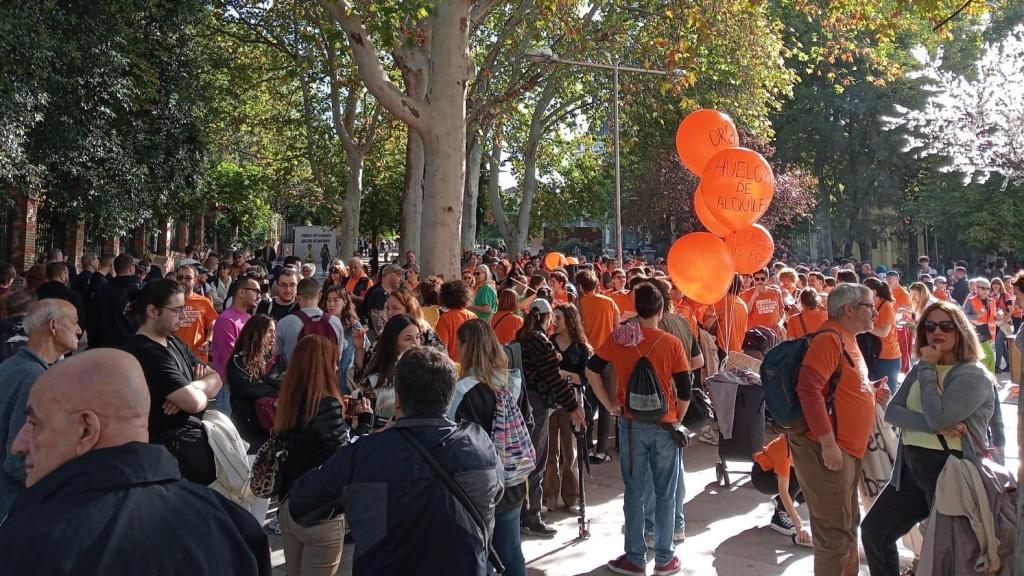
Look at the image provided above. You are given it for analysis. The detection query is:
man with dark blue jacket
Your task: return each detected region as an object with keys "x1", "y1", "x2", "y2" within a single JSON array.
[{"x1": 288, "y1": 346, "x2": 502, "y2": 576}]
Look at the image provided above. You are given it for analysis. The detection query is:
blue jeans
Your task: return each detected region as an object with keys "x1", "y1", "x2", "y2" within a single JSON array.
[
  {"x1": 491, "y1": 506, "x2": 526, "y2": 576},
  {"x1": 870, "y1": 357, "x2": 901, "y2": 393},
  {"x1": 619, "y1": 419, "x2": 679, "y2": 566},
  {"x1": 994, "y1": 330, "x2": 1009, "y2": 371},
  {"x1": 214, "y1": 379, "x2": 231, "y2": 416},
  {"x1": 643, "y1": 448, "x2": 686, "y2": 533}
]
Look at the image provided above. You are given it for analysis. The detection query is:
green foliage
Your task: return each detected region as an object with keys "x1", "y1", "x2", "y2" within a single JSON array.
[
  {"x1": 205, "y1": 162, "x2": 274, "y2": 250},
  {"x1": 1, "y1": 0, "x2": 212, "y2": 235}
]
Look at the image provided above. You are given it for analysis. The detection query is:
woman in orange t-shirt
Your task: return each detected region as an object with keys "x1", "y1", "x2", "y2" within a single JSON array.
[
  {"x1": 489, "y1": 289, "x2": 524, "y2": 345},
  {"x1": 435, "y1": 280, "x2": 478, "y2": 360},
  {"x1": 786, "y1": 288, "x2": 828, "y2": 340},
  {"x1": 864, "y1": 277, "x2": 901, "y2": 392},
  {"x1": 700, "y1": 277, "x2": 748, "y2": 353}
]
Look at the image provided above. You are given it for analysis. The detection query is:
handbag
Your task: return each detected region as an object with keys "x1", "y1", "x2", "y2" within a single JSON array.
[
  {"x1": 397, "y1": 428, "x2": 505, "y2": 575},
  {"x1": 250, "y1": 433, "x2": 283, "y2": 499},
  {"x1": 682, "y1": 387, "x2": 715, "y2": 428},
  {"x1": 157, "y1": 416, "x2": 217, "y2": 485}
]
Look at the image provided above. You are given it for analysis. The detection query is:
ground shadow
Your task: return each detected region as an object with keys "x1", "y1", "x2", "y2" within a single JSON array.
[{"x1": 712, "y1": 527, "x2": 811, "y2": 576}]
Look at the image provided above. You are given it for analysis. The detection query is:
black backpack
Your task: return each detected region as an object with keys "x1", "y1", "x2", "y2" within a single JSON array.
[
  {"x1": 625, "y1": 334, "x2": 668, "y2": 422},
  {"x1": 0, "y1": 319, "x2": 28, "y2": 364}
]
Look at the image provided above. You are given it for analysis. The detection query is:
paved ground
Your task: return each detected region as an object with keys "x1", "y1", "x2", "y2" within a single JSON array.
[{"x1": 268, "y1": 377, "x2": 1019, "y2": 575}]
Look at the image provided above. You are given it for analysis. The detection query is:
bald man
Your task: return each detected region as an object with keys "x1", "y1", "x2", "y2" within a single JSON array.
[
  {"x1": 0, "y1": 350, "x2": 270, "y2": 575},
  {"x1": 0, "y1": 299, "x2": 80, "y2": 516}
]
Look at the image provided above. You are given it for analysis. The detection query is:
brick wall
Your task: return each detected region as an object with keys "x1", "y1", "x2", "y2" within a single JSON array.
[
  {"x1": 64, "y1": 220, "x2": 87, "y2": 267},
  {"x1": 10, "y1": 193, "x2": 40, "y2": 271}
]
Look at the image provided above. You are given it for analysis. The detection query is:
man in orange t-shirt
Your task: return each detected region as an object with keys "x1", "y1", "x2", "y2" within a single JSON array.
[
  {"x1": 741, "y1": 268, "x2": 786, "y2": 336},
  {"x1": 575, "y1": 270, "x2": 620, "y2": 349},
  {"x1": 886, "y1": 271, "x2": 911, "y2": 311},
  {"x1": 173, "y1": 265, "x2": 218, "y2": 363},
  {"x1": 606, "y1": 269, "x2": 635, "y2": 319},
  {"x1": 585, "y1": 281, "x2": 691, "y2": 573},
  {"x1": 791, "y1": 283, "x2": 889, "y2": 576},
  {"x1": 435, "y1": 280, "x2": 477, "y2": 360},
  {"x1": 700, "y1": 282, "x2": 748, "y2": 353}
]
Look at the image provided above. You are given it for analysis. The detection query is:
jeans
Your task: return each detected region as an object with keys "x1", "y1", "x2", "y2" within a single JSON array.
[
  {"x1": 619, "y1": 419, "x2": 680, "y2": 566},
  {"x1": 491, "y1": 507, "x2": 526, "y2": 576},
  {"x1": 522, "y1": 390, "x2": 552, "y2": 524},
  {"x1": 994, "y1": 329, "x2": 1009, "y2": 371},
  {"x1": 862, "y1": 446, "x2": 957, "y2": 576},
  {"x1": 643, "y1": 447, "x2": 686, "y2": 533},
  {"x1": 213, "y1": 380, "x2": 232, "y2": 417},
  {"x1": 870, "y1": 357, "x2": 901, "y2": 394}
]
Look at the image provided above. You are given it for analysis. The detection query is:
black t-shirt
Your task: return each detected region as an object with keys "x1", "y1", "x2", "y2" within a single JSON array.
[
  {"x1": 256, "y1": 298, "x2": 299, "y2": 323},
  {"x1": 122, "y1": 334, "x2": 202, "y2": 438}
]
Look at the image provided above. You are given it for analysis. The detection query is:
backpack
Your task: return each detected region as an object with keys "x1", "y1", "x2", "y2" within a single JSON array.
[
  {"x1": 449, "y1": 370, "x2": 536, "y2": 487},
  {"x1": 0, "y1": 333, "x2": 28, "y2": 364},
  {"x1": 201, "y1": 409, "x2": 253, "y2": 505},
  {"x1": 625, "y1": 334, "x2": 669, "y2": 423},
  {"x1": 295, "y1": 310, "x2": 337, "y2": 341},
  {"x1": 760, "y1": 329, "x2": 849, "y2": 428}
]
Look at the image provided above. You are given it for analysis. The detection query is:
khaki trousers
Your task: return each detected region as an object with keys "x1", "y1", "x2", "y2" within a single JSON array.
[
  {"x1": 788, "y1": 431, "x2": 862, "y2": 576},
  {"x1": 278, "y1": 500, "x2": 345, "y2": 576},
  {"x1": 542, "y1": 409, "x2": 580, "y2": 508}
]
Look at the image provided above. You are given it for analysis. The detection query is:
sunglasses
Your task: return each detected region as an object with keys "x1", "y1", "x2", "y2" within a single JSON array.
[
  {"x1": 922, "y1": 320, "x2": 956, "y2": 334},
  {"x1": 753, "y1": 276, "x2": 767, "y2": 282}
]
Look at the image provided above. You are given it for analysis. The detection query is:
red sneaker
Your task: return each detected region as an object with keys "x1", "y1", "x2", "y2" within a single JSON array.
[
  {"x1": 654, "y1": 556, "x2": 682, "y2": 576},
  {"x1": 607, "y1": 554, "x2": 646, "y2": 575}
]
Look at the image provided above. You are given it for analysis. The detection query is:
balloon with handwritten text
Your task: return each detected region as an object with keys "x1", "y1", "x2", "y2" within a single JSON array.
[
  {"x1": 724, "y1": 224, "x2": 774, "y2": 274},
  {"x1": 675, "y1": 110, "x2": 739, "y2": 176},
  {"x1": 701, "y1": 147, "x2": 774, "y2": 231},
  {"x1": 666, "y1": 232, "x2": 735, "y2": 305},
  {"x1": 694, "y1": 186, "x2": 732, "y2": 237}
]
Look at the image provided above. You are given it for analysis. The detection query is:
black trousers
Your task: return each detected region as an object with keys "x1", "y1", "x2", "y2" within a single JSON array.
[
  {"x1": 861, "y1": 445, "x2": 958, "y2": 576},
  {"x1": 522, "y1": 389, "x2": 552, "y2": 522},
  {"x1": 750, "y1": 462, "x2": 802, "y2": 502}
]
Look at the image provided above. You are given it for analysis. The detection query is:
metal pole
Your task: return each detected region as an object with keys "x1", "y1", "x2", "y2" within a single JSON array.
[{"x1": 613, "y1": 59, "x2": 623, "y2": 265}]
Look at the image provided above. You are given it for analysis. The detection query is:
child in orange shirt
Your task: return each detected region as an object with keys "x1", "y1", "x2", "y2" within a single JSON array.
[{"x1": 752, "y1": 435, "x2": 811, "y2": 546}]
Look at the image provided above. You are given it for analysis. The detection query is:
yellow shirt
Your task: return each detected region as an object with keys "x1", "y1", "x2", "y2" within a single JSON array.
[{"x1": 903, "y1": 365, "x2": 962, "y2": 451}]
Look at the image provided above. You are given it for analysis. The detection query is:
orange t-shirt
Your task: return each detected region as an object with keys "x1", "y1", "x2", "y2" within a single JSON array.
[
  {"x1": 934, "y1": 288, "x2": 951, "y2": 302},
  {"x1": 609, "y1": 290, "x2": 635, "y2": 319},
  {"x1": 892, "y1": 284, "x2": 911, "y2": 311},
  {"x1": 754, "y1": 435, "x2": 793, "y2": 474},
  {"x1": 435, "y1": 308, "x2": 477, "y2": 360},
  {"x1": 595, "y1": 326, "x2": 689, "y2": 423},
  {"x1": 703, "y1": 296, "x2": 748, "y2": 352},
  {"x1": 787, "y1": 308, "x2": 827, "y2": 339},
  {"x1": 796, "y1": 321, "x2": 875, "y2": 458},
  {"x1": 578, "y1": 292, "x2": 620, "y2": 349},
  {"x1": 742, "y1": 287, "x2": 785, "y2": 331},
  {"x1": 174, "y1": 293, "x2": 219, "y2": 363},
  {"x1": 489, "y1": 311, "x2": 523, "y2": 345},
  {"x1": 876, "y1": 301, "x2": 901, "y2": 360}
]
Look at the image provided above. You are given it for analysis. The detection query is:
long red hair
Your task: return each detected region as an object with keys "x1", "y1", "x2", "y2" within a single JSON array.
[{"x1": 273, "y1": 335, "x2": 341, "y2": 432}]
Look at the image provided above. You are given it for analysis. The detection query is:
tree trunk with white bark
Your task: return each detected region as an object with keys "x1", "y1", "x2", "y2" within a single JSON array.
[{"x1": 462, "y1": 128, "x2": 484, "y2": 253}]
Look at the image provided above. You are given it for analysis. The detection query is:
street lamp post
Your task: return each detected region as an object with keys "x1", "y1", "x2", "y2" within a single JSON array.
[{"x1": 526, "y1": 49, "x2": 673, "y2": 265}]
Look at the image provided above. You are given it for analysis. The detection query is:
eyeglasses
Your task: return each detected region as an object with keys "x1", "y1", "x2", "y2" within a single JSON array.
[
  {"x1": 462, "y1": 276, "x2": 473, "y2": 281},
  {"x1": 922, "y1": 320, "x2": 956, "y2": 334},
  {"x1": 160, "y1": 305, "x2": 186, "y2": 316}
]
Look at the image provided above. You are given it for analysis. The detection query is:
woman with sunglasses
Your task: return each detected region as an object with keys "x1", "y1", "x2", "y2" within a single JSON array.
[{"x1": 861, "y1": 300, "x2": 996, "y2": 576}]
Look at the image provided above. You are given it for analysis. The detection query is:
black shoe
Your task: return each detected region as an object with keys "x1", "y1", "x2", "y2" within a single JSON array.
[
  {"x1": 770, "y1": 509, "x2": 796, "y2": 536},
  {"x1": 521, "y1": 520, "x2": 557, "y2": 538}
]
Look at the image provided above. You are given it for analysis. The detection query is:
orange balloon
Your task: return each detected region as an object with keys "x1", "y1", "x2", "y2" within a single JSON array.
[
  {"x1": 694, "y1": 186, "x2": 732, "y2": 237},
  {"x1": 725, "y1": 224, "x2": 775, "y2": 274},
  {"x1": 675, "y1": 110, "x2": 740, "y2": 175},
  {"x1": 667, "y1": 233, "x2": 735, "y2": 305},
  {"x1": 544, "y1": 252, "x2": 567, "y2": 270},
  {"x1": 566, "y1": 256, "x2": 579, "y2": 265},
  {"x1": 701, "y1": 147, "x2": 774, "y2": 231}
]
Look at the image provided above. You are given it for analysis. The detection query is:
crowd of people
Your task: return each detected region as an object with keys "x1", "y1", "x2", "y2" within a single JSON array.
[{"x1": 0, "y1": 242, "x2": 1014, "y2": 575}]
